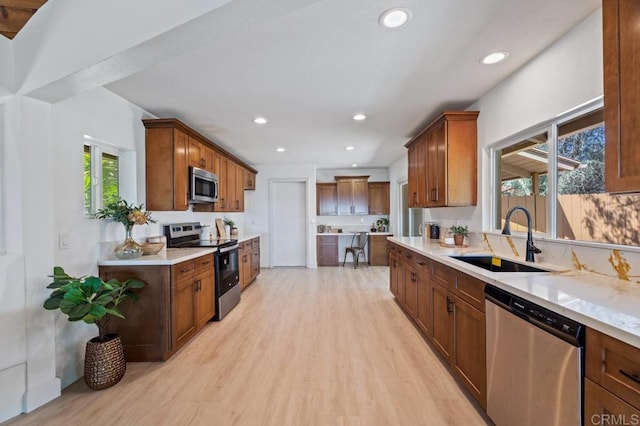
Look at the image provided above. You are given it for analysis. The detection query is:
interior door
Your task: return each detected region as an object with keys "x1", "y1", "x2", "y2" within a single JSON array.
[{"x1": 271, "y1": 181, "x2": 307, "y2": 266}]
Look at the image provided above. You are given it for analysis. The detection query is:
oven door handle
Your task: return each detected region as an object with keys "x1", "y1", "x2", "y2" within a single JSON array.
[{"x1": 218, "y1": 244, "x2": 239, "y2": 253}]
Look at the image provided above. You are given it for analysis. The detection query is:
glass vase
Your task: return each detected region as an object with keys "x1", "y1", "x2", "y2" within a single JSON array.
[{"x1": 114, "y1": 224, "x2": 143, "y2": 259}]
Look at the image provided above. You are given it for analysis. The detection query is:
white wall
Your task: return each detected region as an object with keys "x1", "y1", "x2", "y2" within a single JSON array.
[
  {"x1": 388, "y1": 153, "x2": 408, "y2": 236},
  {"x1": 51, "y1": 87, "x2": 155, "y2": 388},
  {"x1": 244, "y1": 164, "x2": 317, "y2": 268},
  {"x1": 420, "y1": 9, "x2": 603, "y2": 240}
]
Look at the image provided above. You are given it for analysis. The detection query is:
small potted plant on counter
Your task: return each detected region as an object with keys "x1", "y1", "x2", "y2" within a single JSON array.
[
  {"x1": 376, "y1": 217, "x2": 389, "y2": 232},
  {"x1": 43, "y1": 267, "x2": 145, "y2": 390},
  {"x1": 223, "y1": 216, "x2": 237, "y2": 236},
  {"x1": 449, "y1": 225, "x2": 469, "y2": 246}
]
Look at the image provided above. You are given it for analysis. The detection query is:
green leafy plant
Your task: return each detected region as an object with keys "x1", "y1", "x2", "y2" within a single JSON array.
[
  {"x1": 449, "y1": 225, "x2": 469, "y2": 237},
  {"x1": 376, "y1": 217, "x2": 389, "y2": 227},
  {"x1": 223, "y1": 216, "x2": 235, "y2": 227},
  {"x1": 94, "y1": 198, "x2": 156, "y2": 227},
  {"x1": 43, "y1": 267, "x2": 145, "y2": 342}
]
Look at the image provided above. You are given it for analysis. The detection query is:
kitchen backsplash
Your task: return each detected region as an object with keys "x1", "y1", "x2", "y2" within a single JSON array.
[
  {"x1": 317, "y1": 215, "x2": 390, "y2": 233},
  {"x1": 480, "y1": 232, "x2": 640, "y2": 283}
]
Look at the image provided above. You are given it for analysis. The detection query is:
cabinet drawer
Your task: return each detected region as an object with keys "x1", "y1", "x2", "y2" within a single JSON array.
[
  {"x1": 585, "y1": 378, "x2": 640, "y2": 424},
  {"x1": 586, "y1": 328, "x2": 640, "y2": 410},
  {"x1": 173, "y1": 259, "x2": 196, "y2": 282},
  {"x1": 195, "y1": 254, "x2": 214, "y2": 275},
  {"x1": 251, "y1": 237, "x2": 260, "y2": 247},
  {"x1": 453, "y1": 272, "x2": 485, "y2": 312},
  {"x1": 414, "y1": 255, "x2": 431, "y2": 272},
  {"x1": 432, "y1": 261, "x2": 454, "y2": 288}
]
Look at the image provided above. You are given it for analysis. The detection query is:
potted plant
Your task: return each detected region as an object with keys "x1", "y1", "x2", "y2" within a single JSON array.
[
  {"x1": 376, "y1": 217, "x2": 389, "y2": 232},
  {"x1": 223, "y1": 216, "x2": 236, "y2": 236},
  {"x1": 95, "y1": 198, "x2": 156, "y2": 259},
  {"x1": 43, "y1": 266, "x2": 145, "y2": 390},
  {"x1": 449, "y1": 225, "x2": 469, "y2": 246}
]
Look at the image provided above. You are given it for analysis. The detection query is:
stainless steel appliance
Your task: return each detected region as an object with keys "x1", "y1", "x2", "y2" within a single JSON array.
[
  {"x1": 485, "y1": 285, "x2": 584, "y2": 426},
  {"x1": 164, "y1": 222, "x2": 240, "y2": 320},
  {"x1": 189, "y1": 166, "x2": 218, "y2": 203}
]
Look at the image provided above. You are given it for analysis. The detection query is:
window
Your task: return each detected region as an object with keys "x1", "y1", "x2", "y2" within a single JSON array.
[
  {"x1": 493, "y1": 99, "x2": 640, "y2": 246},
  {"x1": 84, "y1": 142, "x2": 120, "y2": 215}
]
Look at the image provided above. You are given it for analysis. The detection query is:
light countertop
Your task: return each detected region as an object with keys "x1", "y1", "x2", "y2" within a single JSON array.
[
  {"x1": 317, "y1": 232, "x2": 393, "y2": 236},
  {"x1": 98, "y1": 234, "x2": 261, "y2": 267},
  {"x1": 388, "y1": 236, "x2": 640, "y2": 349}
]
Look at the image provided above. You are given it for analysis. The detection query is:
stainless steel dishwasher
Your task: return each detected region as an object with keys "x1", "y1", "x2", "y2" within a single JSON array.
[{"x1": 485, "y1": 285, "x2": 585, "y2": 425}]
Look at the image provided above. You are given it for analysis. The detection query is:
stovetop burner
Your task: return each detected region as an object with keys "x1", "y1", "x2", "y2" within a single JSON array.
[{"x1": 163, "y1": 222, "x2": 237, "y2": 249}]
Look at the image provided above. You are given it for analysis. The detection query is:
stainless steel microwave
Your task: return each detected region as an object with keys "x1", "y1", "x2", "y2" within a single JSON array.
[{"x1": 189, "y1": 166, "x2": 218, "y2": 203}]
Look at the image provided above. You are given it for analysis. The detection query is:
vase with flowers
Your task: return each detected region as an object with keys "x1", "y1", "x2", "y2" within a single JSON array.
[{"x1": 95, "y1": 199, "x2": 156, "y2": 259}]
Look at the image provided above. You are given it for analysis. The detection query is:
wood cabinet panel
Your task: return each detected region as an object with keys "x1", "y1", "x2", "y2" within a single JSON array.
[
  {"x1": 336, "y1": 176, "x2": 369, "y2": 215},
  {"x1": 368, "y1": 182, "x2": 390, "y2": 215},
  {"x1": 317, "y1": 235, "x2": 339, "y2": 266},
  {"x1": 452, "y1": 294, "x2": 487, "y2": 409},
  {"x1": 368, "y1": 234, "x2": 389, "y2": 266},
  {"x1": 234, "y1": 163, "x2": 244, "y2": 212},
  {"x1": 430, "y1": 279, "x2": 453, "y2": 365},
  {"x1": 389, "y1": 251, "x2": 399, "y2": 296},
  {"x1": 603, "y1": 0, "x2": 640, "y2": 193},
  {"x1": 172, "y1": 276, "x2": 198, "y2": 351},
  {"x1": 100, "y1": 266, "x2": 171, "y2": 361},
  {"x1": 586, "y1": 327, "x2": 640, "y2": 409},
  {"x1": 416, "y1": 270, "x2": 430, "y2": 336},
  {"x1": 453, "y1": 273, "x2": 485, "y2": 312},
  {"x1": 243, "y1": 168, "x2": 256, "y2": 190},
  {"x1": 405, "y1": 111, "x2": 478, "y2": 208},
  {"x1": 195, "y1": 271, "x2": 215, "y2": 329},
  {"x1": 317, "y1": 183, "x2": 338, "y2": 215},
  {"x1": 585, "y1": 378, "x2": 640, "y2": 424},
  {"x1": 403, "y1": 263, "x2": 418, "y2": 318}
]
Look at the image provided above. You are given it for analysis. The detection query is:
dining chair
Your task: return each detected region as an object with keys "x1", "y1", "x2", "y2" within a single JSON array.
[{"x1": 342, "y1": 232, "x2": 368, "y2": 269}]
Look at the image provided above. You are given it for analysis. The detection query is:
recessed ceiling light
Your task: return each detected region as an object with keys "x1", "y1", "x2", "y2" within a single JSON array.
[
  {"x1": 276, "y1": 147, "x2": 286, "y2": 152},
  {"x1": 253, "y1": 117, "x2": 268, "y2": 124},
  {"x1": 379, "y1": 8, "x2": 412, "y2": 29},
  {"x1": 352, "y1": 114, "x2": 367, "y2": 121},
  {"x1": 480, "y1": 51, "x2": 509, "y2": 65},
  {"x1": 345, "y1": 146, "x2": 355, "y2": 151},
  {"x1": 352, "y1": 163, "x2": 358, "y2": 168}
]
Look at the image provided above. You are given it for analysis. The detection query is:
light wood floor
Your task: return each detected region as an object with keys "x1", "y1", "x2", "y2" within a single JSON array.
[{"x1": 7, "y1": 267, "x2": 489, "y2": 426}]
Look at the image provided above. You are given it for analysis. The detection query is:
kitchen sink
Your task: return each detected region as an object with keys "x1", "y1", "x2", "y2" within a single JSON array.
[{"x1": 449, "y1": 255, "x2": 550, "y2": 273}]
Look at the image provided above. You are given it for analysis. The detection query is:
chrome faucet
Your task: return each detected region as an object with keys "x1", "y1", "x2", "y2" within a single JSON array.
[{"x1": 502, "y1": 206, "x2": 542, "y2": 262}]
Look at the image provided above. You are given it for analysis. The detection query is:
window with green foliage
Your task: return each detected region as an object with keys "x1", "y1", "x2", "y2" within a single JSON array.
[
  {"x1": 493, "y1": 100, "x2": 640, "y2": 246},
  {"x1": 84, "y1": 143, "x2": 120, "y2": 215}
]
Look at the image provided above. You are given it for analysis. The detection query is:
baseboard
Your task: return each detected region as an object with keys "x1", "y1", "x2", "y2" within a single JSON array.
[
  {"x1": 24, "y1": 377, "x2": 61, "y2": 413},
  {"x1": 0, "y1": 364, "x2": 26, "y2": 423}
]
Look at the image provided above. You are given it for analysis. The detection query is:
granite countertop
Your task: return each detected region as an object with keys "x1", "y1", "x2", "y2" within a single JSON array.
[
  {"x1": 388, "y1": 236, "x2": 640, "y2": 349},
  {"x1": 98, "y1": 234, "x2": 261, "y2": 266}
]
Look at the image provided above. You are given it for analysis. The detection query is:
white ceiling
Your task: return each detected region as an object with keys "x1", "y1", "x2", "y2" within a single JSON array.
[{"x1": 106, "y1": 0, "x2": 601, "y2": 169}]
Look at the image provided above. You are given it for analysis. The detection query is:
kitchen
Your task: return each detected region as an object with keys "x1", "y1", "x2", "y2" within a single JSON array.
[{"x1": 1, "y1": 0, "x2": 639, "y2": 425}]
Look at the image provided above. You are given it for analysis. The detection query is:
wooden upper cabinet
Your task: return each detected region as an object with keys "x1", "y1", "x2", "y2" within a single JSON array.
[
  {"x1": 145, "y1": 127, "x2": 189, "y2": 211},
  {"x1": 143, "y1": 119, "x2": 257, "y2": 211},
  {"x1": 368, "y1": 182, "x2": 390, "y2": 215},
  {"x1": 406, "y1": 111, "x2": 478, "y2": 207},
  {"x1": 317, "y1": 183, "x2": 338, "y2": 215},
  {"x1": 243, "y1": 168, "x2": 256, "y2": 190},
  {"x1": 603, "y1": 0, "x2": 640, "y2": 193},
  {"x1": 336, "y1": 176, "x2": 369, "y2": 215}
]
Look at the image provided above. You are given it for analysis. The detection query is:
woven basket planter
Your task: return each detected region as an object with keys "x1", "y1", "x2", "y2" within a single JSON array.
[{"x1": 84, "y1": 334, "x2": 126, "y2": 390}]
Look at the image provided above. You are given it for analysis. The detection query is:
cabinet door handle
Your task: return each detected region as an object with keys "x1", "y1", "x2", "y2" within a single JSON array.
[
  {"x1": 620, "y1": 369, "x2": 640, "y2": 385},
  {"x1": 446, "y1": 296, "x2": 453, "y2": 314},
  {"x1": 418, "y1": 261, "x2": 426, "y2": 266},
  {"x1": 181, "y1": 268, "x2": 191, "y2": 273},
  {"x1": 236, "y1": 200, "x2": 239, "y2": 209}
]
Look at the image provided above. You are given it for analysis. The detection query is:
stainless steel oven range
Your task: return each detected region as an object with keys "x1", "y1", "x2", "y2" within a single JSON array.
[{"x1": 164, "y1": 222, "x2": 240, "y2": 320}]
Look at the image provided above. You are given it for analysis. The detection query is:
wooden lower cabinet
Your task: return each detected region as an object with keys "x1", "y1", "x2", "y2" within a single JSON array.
[
  {"x1": 239, "y1": 237, "x2": 261, "y2": 291},
  {"x1": 585, "y1": 378, "x2": 640, "y2": 426},
  {"x1": 317, "y1": 235, "x2": 339, "y2": 266},
  {"x1": 403, "y1": 262, "x2": 418, "y2": 318},
  {"x1": 387, "y1": 241, "x2": 486, "y2": 409},
  {"x1": 452, "y1": 294, "x2": 486, "y2": 409},
  {"x1": 585, "y1": 327, "x2": 640, "y2": 423},
  {"x1": 430, "y1": 280, "x2": 453, "y2": 364},
  {"x1": 99, "y1": 253, "x2": 216, "y2": 361},
  {"x1": 368, "y1": 234, "x2": 390, "y2": 266}
]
